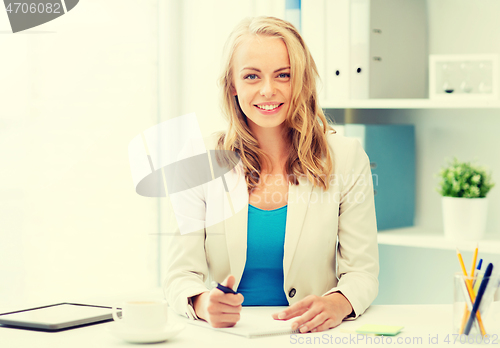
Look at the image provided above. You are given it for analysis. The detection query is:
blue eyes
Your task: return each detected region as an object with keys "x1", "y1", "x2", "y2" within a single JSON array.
[{"x1": 243, "y1": 73, "x2": 290, "y2": 80}]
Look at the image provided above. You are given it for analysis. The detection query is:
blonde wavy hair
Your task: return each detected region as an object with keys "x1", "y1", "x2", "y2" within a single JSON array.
[{"x1": 217, "y1": 16, "x2": 333, "y2": 192}]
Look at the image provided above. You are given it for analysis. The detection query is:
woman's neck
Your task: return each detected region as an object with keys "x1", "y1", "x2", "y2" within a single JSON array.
[{"x1": 248, "y1": 122, "x2": 289, "y2": 173}]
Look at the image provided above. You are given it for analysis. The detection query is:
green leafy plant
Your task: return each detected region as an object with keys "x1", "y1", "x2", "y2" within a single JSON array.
[{"x1": 437, "y1": 158, "x2": 495, "y2": 198}]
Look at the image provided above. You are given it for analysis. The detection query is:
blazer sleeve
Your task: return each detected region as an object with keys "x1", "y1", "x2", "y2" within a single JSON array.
[
  {"x1": 162, "y1": 165, "x2": 210, "y2": 320},
  {"x1": 322, "y1": 138, "x2": 379, "y2": 319}
]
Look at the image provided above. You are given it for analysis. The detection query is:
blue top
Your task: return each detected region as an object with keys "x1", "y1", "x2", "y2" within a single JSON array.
[{"x1": 237, "y1": 204, "x2": 289, "y2": 306}]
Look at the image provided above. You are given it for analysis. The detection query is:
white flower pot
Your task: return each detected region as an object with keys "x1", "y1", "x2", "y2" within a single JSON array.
[{"x1": 442, "y1": 197, "x2": 488, "y2": 241}]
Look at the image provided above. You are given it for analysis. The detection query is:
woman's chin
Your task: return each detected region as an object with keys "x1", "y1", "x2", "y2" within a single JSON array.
[{"x1": 246, "y1": 116, "x2": 287, "y2": 131}]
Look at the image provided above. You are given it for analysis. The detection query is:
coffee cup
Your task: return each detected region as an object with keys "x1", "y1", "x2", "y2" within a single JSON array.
[{"x1": 112, "y1": 300, "x2": 168, "y2": 331}]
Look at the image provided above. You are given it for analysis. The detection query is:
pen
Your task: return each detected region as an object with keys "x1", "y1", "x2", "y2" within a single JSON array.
[
  {"x1": 458, "y1": 276, "x2": 480, "y2": 333},
  {"x1": 212, "y1": 281, "x2": 237, "y2": 294},
  {"x1": 473, "y1": 259, "x2": 483, "y2": 293},
  {"x1": 464, "y1": 263, "x2": 493, "y2": 336}
]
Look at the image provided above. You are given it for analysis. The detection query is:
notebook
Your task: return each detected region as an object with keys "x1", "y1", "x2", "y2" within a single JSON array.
[{"x1": 187, "y1": 308, "x2": 300, "y2": 338}]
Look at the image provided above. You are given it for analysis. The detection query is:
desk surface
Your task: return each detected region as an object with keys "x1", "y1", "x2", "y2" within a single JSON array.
[{"x1": 2, "y1": 303, "x2": 500, "y2": 348}]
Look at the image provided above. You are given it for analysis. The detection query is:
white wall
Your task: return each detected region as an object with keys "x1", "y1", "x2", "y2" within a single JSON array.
[
  {"x1": 0, "y1": 0, "x2": 159, "y2": 309},
  {"x1": 427, "y1": 0, "x2": 500, "y2": 56}
]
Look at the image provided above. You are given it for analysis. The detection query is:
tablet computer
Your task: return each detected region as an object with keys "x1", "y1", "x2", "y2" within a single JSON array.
[{"x1": 0, "y1": 303, "x2": 117, "y2": 331}]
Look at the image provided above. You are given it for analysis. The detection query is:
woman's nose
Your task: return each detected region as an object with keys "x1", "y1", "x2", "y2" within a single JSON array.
[{"x1": 260, "y1": 79, "x2": 276, "y2": 98}]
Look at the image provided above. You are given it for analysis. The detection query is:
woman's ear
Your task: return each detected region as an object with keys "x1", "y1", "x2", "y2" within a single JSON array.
[{"x1": 231, "y1": 84, "x2": 237, "y2": 96}]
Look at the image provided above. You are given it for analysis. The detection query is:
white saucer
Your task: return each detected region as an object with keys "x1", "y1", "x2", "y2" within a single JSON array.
[{"x1": 106, "y1": 322, "x2": 185, "y2": 343}]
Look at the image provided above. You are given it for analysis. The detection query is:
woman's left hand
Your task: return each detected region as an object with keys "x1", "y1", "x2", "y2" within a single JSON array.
[{"x1": 271, "y1": 293, "x2": 353, "y2": 333}]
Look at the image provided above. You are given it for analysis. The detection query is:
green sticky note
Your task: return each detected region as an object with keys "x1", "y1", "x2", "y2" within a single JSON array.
[{"x1": 356, "y1": 324, "x2": 404, "y2": 336}]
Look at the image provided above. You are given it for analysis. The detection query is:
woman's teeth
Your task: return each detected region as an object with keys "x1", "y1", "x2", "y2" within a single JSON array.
[{"x1": 256, "y1": 104, "x2": 280, "y2": 110}]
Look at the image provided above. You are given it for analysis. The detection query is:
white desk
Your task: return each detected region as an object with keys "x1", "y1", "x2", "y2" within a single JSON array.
[{"x1": 2, "y1": 303, "x2": 500, "y2": 348}]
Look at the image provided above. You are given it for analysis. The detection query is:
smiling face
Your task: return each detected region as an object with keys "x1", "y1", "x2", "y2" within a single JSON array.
[{"x1": 231, "y1": 35, "x2": 291, "y2": 132}]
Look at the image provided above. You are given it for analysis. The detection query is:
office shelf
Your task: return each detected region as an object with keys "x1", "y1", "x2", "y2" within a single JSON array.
[
  {"x1": 321, "y1": 99, "x2": 500, "y2": 109},
  {"x1": 377, "y1": 226, "x2": 500, "y2": 254}
]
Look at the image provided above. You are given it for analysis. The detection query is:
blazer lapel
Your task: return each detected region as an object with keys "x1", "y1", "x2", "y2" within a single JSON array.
[
  {"x1": 223, "y1": 166, "x2": 249, "y2": 287},
  {"x1": 283, "y1": 175, "x2": 313, "y2": 281}
]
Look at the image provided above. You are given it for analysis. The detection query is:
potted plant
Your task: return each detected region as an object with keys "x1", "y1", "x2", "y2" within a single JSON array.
[{"x1": 437, "y1": 158, "x2": 495, "y2": 240}]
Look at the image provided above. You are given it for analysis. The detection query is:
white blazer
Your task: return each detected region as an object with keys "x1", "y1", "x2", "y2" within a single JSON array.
[{"x1": 162, "y1": 132, "x2": 379, "y2": 320}]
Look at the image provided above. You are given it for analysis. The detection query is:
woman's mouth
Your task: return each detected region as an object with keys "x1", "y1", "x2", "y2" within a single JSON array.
[{"x1": 254, "y1": 103, "x2": 284, "y2": 114}]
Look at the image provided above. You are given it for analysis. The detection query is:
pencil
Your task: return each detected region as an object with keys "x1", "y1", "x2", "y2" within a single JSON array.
[
  {"x1": 458, "y1": 244, "x2": 479, "y2": 334},
  {"x1": 456, "y1": 247, "x2": 471, "y2": 334},
  {"x1": 470, "y1": 244, "x2": 478, "y2": 282},
  {"x1": 456, "y1": 248, "x2": 486, "y2": 336}
]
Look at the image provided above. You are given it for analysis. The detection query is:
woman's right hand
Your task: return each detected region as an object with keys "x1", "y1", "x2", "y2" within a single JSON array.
[{"x1": 192, "y1": 275, "x2": 244, "y2": 328}]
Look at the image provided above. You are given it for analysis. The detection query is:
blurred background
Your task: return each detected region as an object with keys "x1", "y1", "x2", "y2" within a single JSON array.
[{"x1": 1, "y1": 0, "x2": 500, "y2": 311}]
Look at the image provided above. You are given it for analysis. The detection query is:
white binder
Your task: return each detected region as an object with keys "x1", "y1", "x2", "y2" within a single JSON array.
[
  {"x1": 349, "y1": 0, "x2": 370, "y2": 99},
  {"x1": 302, "y1": 0, "x2": 326, "y2": 102},
  {"x1": 326, "y1": 0, "x2": 351, "y2": 101}
]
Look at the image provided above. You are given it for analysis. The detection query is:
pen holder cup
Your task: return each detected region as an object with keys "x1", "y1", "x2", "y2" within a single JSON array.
[{"x1": 453, "y1": 272, "x2": 500, "y2": 338}]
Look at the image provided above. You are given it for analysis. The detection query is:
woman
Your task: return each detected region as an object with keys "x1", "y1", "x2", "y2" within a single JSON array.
[{"x1": 163, "y1": 16, "x2": 379, "y2": 334}]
